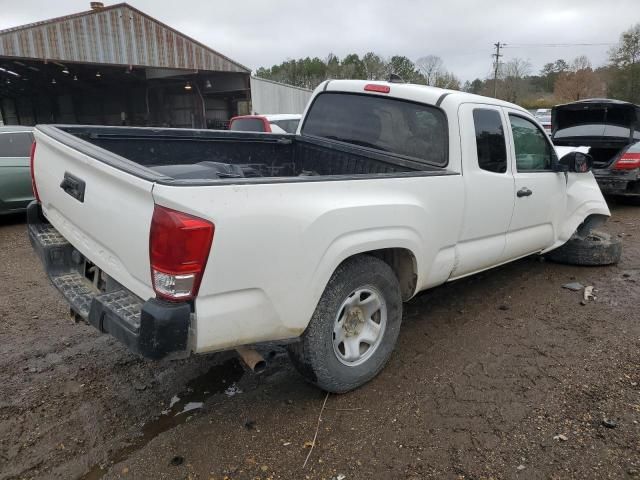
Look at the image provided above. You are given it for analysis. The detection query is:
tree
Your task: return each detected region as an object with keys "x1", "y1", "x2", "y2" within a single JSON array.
[
  {"x1": 463, "y1": 78, "x2": 484, "y2": 94},
  {"x1": 554, "y1": 56, "x2": 604, "y2": 101},
  {"x1": 326, "y1": 53, "x2": 341, "y2": 79},
  {"x1": 434, "y1": 72, "x2": 461, "y2": 90},
  {"x1": 608, "y1": 23, "x2": 640, "y2": 102},
  {"x1": 362, "y1": 52, "x2": 386, "y2": 80},
  {"x1": 572, "y1": 55, "x2": 592, "y2": 72},
  {"x1": 500, "y1": 58, "x2": 532, "y2": 102},
  {"x1": 341, "y1": 54, "x2": 366, "y2": 79},
  {"x1": 554, "y1": 59, "x2": 570, "y2": 73},
  {"x1": 415, "y1": 55, "x2": 444, "y2": 86},
  {"x1": 388, "y1": 55, "x2": 417, "y2": 82}
]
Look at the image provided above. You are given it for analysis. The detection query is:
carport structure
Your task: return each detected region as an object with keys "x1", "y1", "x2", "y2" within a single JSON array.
[{"x1": 0, "y1": 2, "x2": 251, "y2": 128}]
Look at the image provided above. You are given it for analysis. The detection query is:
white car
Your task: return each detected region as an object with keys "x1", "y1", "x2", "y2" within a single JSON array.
[
  {"x1": 28, "y1": 80, "x2": 609, "y2": 392},
  {"x1": 534, "y1": 108, "x2": 552, "y2": 134}
]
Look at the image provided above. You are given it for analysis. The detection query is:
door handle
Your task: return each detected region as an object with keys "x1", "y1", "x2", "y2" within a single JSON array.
[
  {"x1": 517, "y1": 187, "x2": 532, "y2": 198},
  {"x1": 60, "y1": 172, "x2": 86, "y2": 202}
]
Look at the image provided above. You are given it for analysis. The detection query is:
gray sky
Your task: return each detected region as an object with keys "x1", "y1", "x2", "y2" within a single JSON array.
[{"x1": 0, "y1": 0, "x2": 634, "y2": 81}]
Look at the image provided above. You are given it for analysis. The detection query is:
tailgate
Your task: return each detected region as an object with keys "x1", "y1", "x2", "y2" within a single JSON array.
[{"x1": 32, "y1": 126, "x2": 156, "y2": 300}]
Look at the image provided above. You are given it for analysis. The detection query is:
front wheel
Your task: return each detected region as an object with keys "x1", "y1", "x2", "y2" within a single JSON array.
[
  {"x1": 288, "y1": 255, "x2": 402, "y2": 393},
  {"x1": 546, "y1": 230, "x2": 622, "y2": 266}
]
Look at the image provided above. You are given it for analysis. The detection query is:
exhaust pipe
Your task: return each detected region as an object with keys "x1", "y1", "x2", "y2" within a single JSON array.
[{"x1": 236, "y1": 346, "x2": 266, "y2": 373}]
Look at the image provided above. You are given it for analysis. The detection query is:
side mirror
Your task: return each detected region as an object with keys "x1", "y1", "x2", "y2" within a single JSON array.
[{"x1": 555, "y1": 151, "x2": 593, "y2": 173}]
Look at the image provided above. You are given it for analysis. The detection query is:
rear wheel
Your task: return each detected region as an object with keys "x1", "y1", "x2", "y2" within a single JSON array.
[
  {"x1": 288, "y1": 255, "x2": 402, "y2": 393},
  {"x1": 546, "y1": 230, "x2": 621, "y2": 266}
]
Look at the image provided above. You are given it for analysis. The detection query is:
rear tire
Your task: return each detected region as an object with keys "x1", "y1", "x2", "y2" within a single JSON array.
[
  {"x1": 288, "y1": 255, "x2": 402, "y2": 393},
  {"x1": 546, "y1": 231, "x2": 621, "y2": 266}
]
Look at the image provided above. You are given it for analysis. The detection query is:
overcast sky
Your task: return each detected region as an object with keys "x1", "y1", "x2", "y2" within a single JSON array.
[{"x1": 0, "y1": 0, "x2": 634, "y2": 82}]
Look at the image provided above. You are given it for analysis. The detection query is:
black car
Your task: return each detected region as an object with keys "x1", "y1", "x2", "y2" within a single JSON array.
[{"x1": 552, "y1": 99, "x2": 640, "y2": 200}]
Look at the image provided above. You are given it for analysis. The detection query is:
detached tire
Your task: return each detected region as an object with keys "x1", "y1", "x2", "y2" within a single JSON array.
[
  {"x1": 546, "y1": 231, "x2": 621, "y2": 266},
  {"x1": 288, "y1": 255, "x2": 402, "y2": 393}
]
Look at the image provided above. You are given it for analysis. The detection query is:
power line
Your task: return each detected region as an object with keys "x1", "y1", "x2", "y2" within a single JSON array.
[{"x1": 503, "y1": 42, "x2": 615, "y2": 48}]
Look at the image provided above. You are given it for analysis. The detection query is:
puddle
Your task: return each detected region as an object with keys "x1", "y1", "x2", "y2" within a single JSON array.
[{"x1": 81, "y1": 357, "x2": 244, "y2": 480}]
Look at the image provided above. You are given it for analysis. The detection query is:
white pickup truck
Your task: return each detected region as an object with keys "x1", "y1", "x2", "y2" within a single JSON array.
[{"x1": 28, "y1": 80, "x2": 610, "y2": 392}]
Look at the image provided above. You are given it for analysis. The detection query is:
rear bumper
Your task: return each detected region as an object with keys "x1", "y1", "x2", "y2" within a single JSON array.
[
  {"x1": 593, "y1": 168, "x2": 640, "y2": 196},
  {"x1": 27, "y1": 202, "x2": 190, "y2": 359}
]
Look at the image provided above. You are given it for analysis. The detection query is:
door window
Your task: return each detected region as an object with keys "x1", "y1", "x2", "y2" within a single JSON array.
[
  {"x1": 509, "y1": 115, "x2": 556, "y2": 171},
  {"x1": 473, "y1": 109, "x2": 507, "y2": 173},
  {"x1": 0, "y1": 132, "x2": 33, "y2": 157}
]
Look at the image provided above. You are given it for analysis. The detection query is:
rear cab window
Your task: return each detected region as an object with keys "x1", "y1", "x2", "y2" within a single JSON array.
[
  {"x1": 472, "y1": 109, "x2": 507, "y2": 173},
  {"x1": 229, "y1": 118, "x2": 267, "y2": 132},
  {"x1": 0, "y1": 132, "x2": 33, "y2": 157},
  {"x1": 301, "y1": 92, "x2": 448, "y2": 167}
]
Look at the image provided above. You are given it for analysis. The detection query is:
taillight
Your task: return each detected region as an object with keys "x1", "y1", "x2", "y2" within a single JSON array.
[
  {"x1": 613, "y1": 152, "x2": 640, "y2": 170},
  {"x1": 149, "y1": 205, "x2": 214, "y2": 301},
  {"x1": 364, "y1": 84, "x2": 390, "y2": 94},
  {"x1": 30, "y1": 141, "x2": 40, "y2": 202}
]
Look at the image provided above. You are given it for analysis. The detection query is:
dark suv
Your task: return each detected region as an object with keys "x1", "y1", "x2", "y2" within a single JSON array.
[{"x1": 552, "y1": 99, "x2": 640, "y2": 200}]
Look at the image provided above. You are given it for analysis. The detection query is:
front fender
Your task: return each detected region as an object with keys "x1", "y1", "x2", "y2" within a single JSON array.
[{"x1": 547, "y1": 172, "x2": 610, "y2": 251}]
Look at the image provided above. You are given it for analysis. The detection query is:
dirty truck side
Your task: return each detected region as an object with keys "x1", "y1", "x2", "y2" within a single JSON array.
[{"x1": 28, "y1": 80, "x2": 610, "y2": 392}]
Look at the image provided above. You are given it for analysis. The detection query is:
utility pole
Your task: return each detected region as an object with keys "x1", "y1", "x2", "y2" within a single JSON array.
[{"x1": 493, "y1": 42, "x2": 504, "y2": 98}]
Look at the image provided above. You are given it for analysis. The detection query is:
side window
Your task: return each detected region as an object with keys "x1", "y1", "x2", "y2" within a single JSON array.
[
  {"x1": 0, "y1": 132, "x2": 33, "y2": 157},
  {"x1": 509, "y1": 115, "x2": 556, "y2": 171},
  {"x1": 472, "y1": 109, "x2": 507, "y2": 173}
]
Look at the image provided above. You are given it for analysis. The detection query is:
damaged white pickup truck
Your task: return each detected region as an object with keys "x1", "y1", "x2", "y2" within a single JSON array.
[{"x1": 29, "y1": 80, "x2": 611, "y2": 392}]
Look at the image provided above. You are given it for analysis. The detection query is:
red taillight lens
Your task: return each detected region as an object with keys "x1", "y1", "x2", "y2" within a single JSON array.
[
  {"x1": 30, "y1": 141, "x2": 40, "y2": 202},
  {"x1": 614, "y1": 152, "x2": 640, "y2": 170},
  {"x1": 364, "y1": 84, "x2": 390, "y2": 94},
  {"x1": 149, "y1": 205, "x2": 214, "y2": 301}
]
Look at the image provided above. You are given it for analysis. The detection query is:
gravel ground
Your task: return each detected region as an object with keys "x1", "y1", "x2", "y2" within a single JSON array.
[{"x1": 1, "y1": 202, "x2": 639, "y2": 480}]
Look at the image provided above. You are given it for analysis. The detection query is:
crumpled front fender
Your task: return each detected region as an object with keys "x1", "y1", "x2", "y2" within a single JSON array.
[{"x1": 545, "y1": 172, "x2": 610, "y2": 252}]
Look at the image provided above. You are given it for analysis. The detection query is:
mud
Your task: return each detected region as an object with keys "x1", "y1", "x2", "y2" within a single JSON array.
[{"x1": 1, "y1": 202, "x2": 639, "y2": 480}]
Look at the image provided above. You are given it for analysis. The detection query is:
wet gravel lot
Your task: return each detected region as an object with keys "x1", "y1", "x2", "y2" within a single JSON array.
[{"x1": 1, "y1": 202, "x2": 639, "y2": 480}]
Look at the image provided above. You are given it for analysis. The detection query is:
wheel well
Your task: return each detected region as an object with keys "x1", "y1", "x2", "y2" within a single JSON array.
[
  {"x1": 575, "y1": 214, "x2": 608, "y2": 240},
  {"x1": 359, "y1": 248, "x2": 417, "y2": 301}
]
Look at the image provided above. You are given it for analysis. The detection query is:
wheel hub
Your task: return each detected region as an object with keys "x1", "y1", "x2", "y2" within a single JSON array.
[
  {"x1": 332, "y1": 286, "x2": 387, "y2": 367},
  {"x1": 343, "y1": 307, "x2": 365, "y2": 336}
]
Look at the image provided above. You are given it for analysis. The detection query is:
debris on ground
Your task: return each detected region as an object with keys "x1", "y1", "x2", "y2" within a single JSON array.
[
  {"x1": 553, "y1": 434, "x2": 568, "y2": 441},
  {"x1": 224, "y1": 384, "x2": 243, "y2": 397},
  {"x1": 517, "y1": 464, "x2": 526, "y2": 471},
  {"x1": 562, "y1": 282, "x2": 584, "y2": 291},
  {"x1": 583, "y1": 286, "x2": 596, "y2": 301},
  {"x1": 602, "y1": 419, "x2": 618, "y2": 429},
  {"x1": 177, "y1": 402, "x2": 203, "y2": 416}
]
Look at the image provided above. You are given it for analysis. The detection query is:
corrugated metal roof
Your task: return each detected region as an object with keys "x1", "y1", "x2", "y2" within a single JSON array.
[{"x1": 0, "y1": 3, "x2": 250, "y2": 73}]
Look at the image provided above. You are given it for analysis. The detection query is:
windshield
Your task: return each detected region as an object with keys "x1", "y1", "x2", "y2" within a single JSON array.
[{"x1": 302, "y1": 92, "x2": 448, "y2": 166}]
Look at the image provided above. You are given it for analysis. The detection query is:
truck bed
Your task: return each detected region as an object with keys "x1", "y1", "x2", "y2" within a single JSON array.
[{"x1": 43, "y1": 125, "x2": 447, "y2": 185}]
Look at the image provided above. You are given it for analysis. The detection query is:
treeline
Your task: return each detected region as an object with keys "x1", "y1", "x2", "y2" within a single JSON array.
[
  {"x1": 255, "y1": 23, "x2": 640, "y2": 108},
  {"x1": 255, "y1": 53, "x2": 462, "y2": 91}
]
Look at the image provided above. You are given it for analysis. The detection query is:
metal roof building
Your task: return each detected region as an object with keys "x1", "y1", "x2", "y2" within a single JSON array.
[{"x1": 0, "y1": 2, "x2": 252, "y2": 128}]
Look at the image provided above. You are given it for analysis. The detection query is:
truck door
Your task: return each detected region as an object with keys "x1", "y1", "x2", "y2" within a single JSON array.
[
  {"x1": 502, "y1": 108, "x2": 567, "y2": 260},
  {"x1": 451, "y1": 104, "x2": 515, "y2": 278}
]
